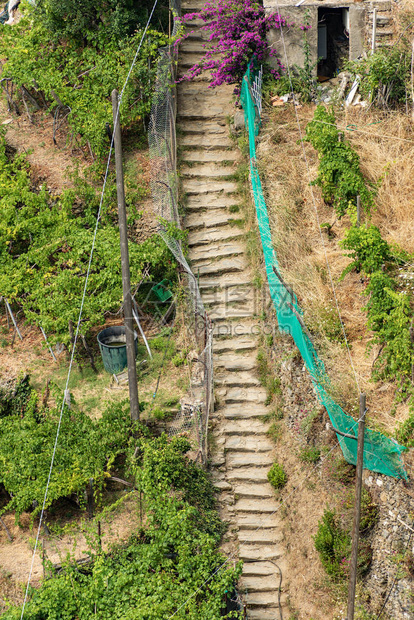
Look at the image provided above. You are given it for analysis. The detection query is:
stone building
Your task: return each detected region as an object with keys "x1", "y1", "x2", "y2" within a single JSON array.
[{"x1": 265, "y1": 0, "x2": 394, "y2": 78}]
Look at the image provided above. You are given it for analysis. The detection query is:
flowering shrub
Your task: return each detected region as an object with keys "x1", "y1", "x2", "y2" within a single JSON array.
[{"x1": 177, "y1": 0, "x2": 289, "y2": 89}]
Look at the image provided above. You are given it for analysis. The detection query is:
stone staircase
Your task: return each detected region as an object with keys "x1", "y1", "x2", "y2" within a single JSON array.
[
  {"x1": 177, "y1": 5, "x2": 288, "y2": 618},
  {"x1": 366, "y1": 0, "x2": 395, "y2": 48}
]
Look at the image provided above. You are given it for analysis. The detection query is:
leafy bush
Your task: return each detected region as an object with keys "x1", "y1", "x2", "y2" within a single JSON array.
[
  {"x1": 33, "y1": 0, "x2": 169, "y2": 45},
  {"x1": 347, "y1": 45, "x2": 410, "y2": 108},
  {"x1": 314, "y1": 508, "x2": 351, "y2": 580},
  {"x1": 0, "y1": 134, "x2": 174, "y2": 344},
  {"x1": 4, "y1": 436, "x2": 242, "y2": 619},
  {"x1": 268, "y1": 461, "x2": 287, "y2": 489},
  {"x1": 0, "y1": 383, "x2": 137, "y2": 521},
  {"x1": 341, "y1": 224, "x2": 392, "y2": 277},
  {"x1": 299, "y1": 446, "x2": 320, "y2": 463},
  {"x1": 178, "y1": 0, "x2": 288, "y2": 90},
  {"x1": 396, "y1": 401, "x2": 414, "y2": 447},
  {"x1": 306, "y1": 106, "x2": 375, "y2": 217},
  {"x1": 371, "y1": 289, "x2": 413, "y2": 383},
  {"x1": 0, "y1": 5, "x2": 169, "y2": 157}
]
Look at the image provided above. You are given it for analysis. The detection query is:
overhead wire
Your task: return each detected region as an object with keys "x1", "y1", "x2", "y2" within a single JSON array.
[{"x1": 19, "y1": 1, "x2": 160, "y2": 617}]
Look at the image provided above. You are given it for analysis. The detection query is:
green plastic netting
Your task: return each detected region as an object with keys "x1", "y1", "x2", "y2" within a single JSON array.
[{"x1": 240, "y1": 59, "x2": 407, "y2": 479}]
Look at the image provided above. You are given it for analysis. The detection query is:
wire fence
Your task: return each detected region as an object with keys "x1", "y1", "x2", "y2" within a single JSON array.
[{"x1": 148, "y1": 0, "x2": 213, "y2": 464}]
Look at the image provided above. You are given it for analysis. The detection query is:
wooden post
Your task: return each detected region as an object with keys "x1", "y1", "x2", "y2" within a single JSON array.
[
  {"x1": 356, "y1": 195, "x2": 361, "y2": 227},
  {"x1": 111, "y1": 89, "x2": 140, "y2": 422},
  {"x1": 347, "y1": 393, "x2": 366, "y2": 620},
  {"x1": 372, "y1": 8, "x2": 377, "y2": 55},
  {"x1": 87, "y1": 478, "x2": 94, "y2": 520}
]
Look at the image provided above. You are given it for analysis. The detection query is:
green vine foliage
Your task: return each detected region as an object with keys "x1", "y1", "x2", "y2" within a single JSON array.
[
  {"x1": 0, "y1": 382, "x2": 138, "y2": 521},
  {"x1": 340, "y1": 224, "x2": 392, "y2": 276},
  {"x1": 347, "y1": 45, "x2": 411, "y2": 108},
  {"x1": 305, "y1": 106, "x2": 375, "y2": 217},
  {"x1": 0, "y1": 133, "x2": 174, "y2": 345},
  {"x1": 0, "y1": 3, "x2": 170, "y2": 157},
  {"x1": 4, "y1": 436, "x2": 242, "y2": 620}
]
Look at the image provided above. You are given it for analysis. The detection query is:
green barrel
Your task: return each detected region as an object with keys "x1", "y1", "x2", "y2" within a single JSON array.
[{"x1": 97, "y1": 326, "x2": 138, "y2": 374}]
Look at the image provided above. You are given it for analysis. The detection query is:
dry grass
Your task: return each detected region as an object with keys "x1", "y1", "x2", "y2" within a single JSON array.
[{"x1": 258, "y1": 102, "x2": 414, "y2": 434}]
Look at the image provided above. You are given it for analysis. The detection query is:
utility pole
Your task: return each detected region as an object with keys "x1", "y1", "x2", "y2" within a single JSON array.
[
  {"x1": 111, "y1": 89, "x2": 140, "y2": 421},
  {"x1": 347, "y1": 393, "x2": 366, "y2": 620}
]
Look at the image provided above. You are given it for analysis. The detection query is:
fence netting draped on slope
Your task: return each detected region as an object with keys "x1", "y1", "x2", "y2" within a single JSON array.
[
  {"x1": 148, "y1": 0, "x2": 213, "y2": 463},
  {"x1": 240, "y1": 59, "x2": 407, "y2": 479}
]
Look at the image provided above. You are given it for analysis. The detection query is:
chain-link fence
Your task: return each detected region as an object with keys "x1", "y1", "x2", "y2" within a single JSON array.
[{"x1": 148, "y1": 0, "x2": 213, "y2": 464}]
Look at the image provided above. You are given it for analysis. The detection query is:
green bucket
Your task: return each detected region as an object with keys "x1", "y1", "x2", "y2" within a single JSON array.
[{"x1": 97, "y1": 326, "x2": 138, "y2": 375}]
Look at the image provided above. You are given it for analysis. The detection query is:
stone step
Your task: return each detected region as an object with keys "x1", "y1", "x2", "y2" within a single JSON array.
[
  {"x1": 215, "y1": 336, "x2": 257, "y2": 352},
  {"x1": 198, "y1": 273, "x2": 254, "y2": 290},
  {"x1": 235, "y1": 498, "x2": 279, "y2": 514},
  {"x1": 188, "y1": 226, "x2": 243, "y2": 246},
  {"x1": 190, "y1": 241, "x2": 245, "y2": 263},
  {"x1": 185, "y1": 193, "x2": 240, "y2": 211},
  {"x1": 239, "y1": 574, "x2": 281, "y2": 592},
  {"x1": 178, "y1": 132, "x2": 233, "y2": 149},
  {"x1": 238, "y1": 528, "x2": 283, "y2": 544},
  {"x1": 181, "y1": 163, "x2": 238, "y2": 179},
  {"x1": 212, "y1": 479, "x2": 232, "y2": 491},
  {"x1": 232, "y1": 482, "x2": 274, "y2": 499},
  {"x1": 196, "y1": 258, "x2": 249, "y2": 279},
  {"x1": 244, "y1": 591, "x2": 287, "y2": 607},
  {"x1": 246, "y1": 605, "x2": 288, "y2": 619},
  {"x1": 225, "y1": 436, "x2": 274, "y2": 453},
  {"x1": 177, "y1": 100, "x2": 229, "y2": 120},
  {"x1": 181, "y1": 149, "x2": 239, "y2": 163},
  {"x1": 178, "y1": 119, "x2": 227, "y2": 135},
  {"x1": 227, "y1": 452, "x2": 273, "y2": 468},
  {"x1": 220, "y1": 403, "x2": 269, "y2": 420},
  {"x1": 220, "y1": 418, "x2": 269, "y2": 435},
  {"x1": 182, "y1": 178, "x2": 238, "y2": 195},
  {"x1": 242, "y1": 561, "x2": 281, "y2": 577},
  {"x1": 214, "y1": 352, "x2": 257, "y2": 372},
  {"x1": 195, "y1": 256, "x2": 248, "y2": 276},
  {"x1": 185, "y1": 209, "x2": 233, "y2": 230},
  {"x1": 227, "y1": 467, "x2": 270, "y2": 484},
  {"x1": 215, "y1": 371, "x2": 261, "y2": 388},
  {"x1": 213, "y1": 336, "x2": 257, "y2": 354},
  {"x1": 235, "y1": 513, "x2": 283, "y2": 530},
  {"x1": 239, "y1": 544, "x2": 284, "y2": 562},
  {"x1": 179, "y1": 40, "x2": 209, "y2": 53},
  {"x1": 216, "y1": 386, "x2": 267, "y2": 404}
]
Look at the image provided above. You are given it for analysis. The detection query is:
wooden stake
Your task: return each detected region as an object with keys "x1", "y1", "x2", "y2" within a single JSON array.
[
  {"x1": 347, "y1": 393, "x2": 366, "y2": 620},
  {"x1": 111, "y1": 89, "x2": 140, "y2": 422},
  {"x1": 356, "y1": 195, "x2": 361, "y2": 227}
]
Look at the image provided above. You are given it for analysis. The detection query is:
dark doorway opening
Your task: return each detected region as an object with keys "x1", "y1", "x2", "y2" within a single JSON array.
[{"x1": 317, "y1": 7, "x2": 349, "y2": 79}]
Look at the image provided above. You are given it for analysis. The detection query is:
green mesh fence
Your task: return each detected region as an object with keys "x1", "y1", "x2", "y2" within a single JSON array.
[{"x1": 240, "y1": 60, "x2": 407, "y2": 479}]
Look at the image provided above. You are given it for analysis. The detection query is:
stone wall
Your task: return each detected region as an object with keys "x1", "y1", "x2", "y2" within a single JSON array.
[{"x1": 264, "y1": 0, "x2": 393, "y2": 72}]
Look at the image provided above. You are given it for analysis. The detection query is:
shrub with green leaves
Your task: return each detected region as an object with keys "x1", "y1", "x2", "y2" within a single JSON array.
[
  {"x1": 0, "y1": 382, "x2": 137, "y2": 521},
  {"x1": 305, "y1": 106, "x2": 375, "y2": 217},
  {"x1": 0, "y1": 4, "x2": 170, "y2": 157},
  {"x1": 314, "y1": 508, "x2": 351, "y2": 580},
  {"x1": 340, "y1": 224, "x2": 392, "y2": 276},
  {"x1": 3, "y1": 435, "x2": 242, "y2": 619},
  {"x1": 0, "y1": 133, "x2": 174, "y2": 344},
  {"x1": 267, "y1": 461, "x2": 287, "y2": 489},
  {"x1": 347, "y1": 45, "x2": 411, "y2": 108}
]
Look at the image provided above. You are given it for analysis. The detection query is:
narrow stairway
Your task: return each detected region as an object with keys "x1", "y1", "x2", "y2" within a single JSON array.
[{"x1": 177, "y1": 4, "x2": 289, "y2": 619}]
